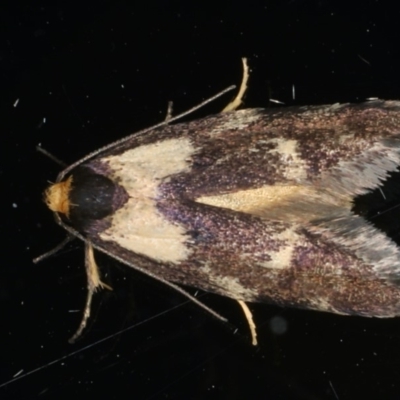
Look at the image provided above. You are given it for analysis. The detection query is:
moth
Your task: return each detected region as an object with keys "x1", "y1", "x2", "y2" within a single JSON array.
[{"x1": 39, "y1": 60, "x2": 400, "y2": 344}]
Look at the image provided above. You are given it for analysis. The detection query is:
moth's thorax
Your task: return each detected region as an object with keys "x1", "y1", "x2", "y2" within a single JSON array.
[{"x1": 44, "y1": 167, "x2": 129, "y2": 231}]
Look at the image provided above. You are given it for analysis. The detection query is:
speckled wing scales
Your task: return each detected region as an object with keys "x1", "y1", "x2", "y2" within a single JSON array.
[{"x1": 50, "y1": 100, "x2": 400, "y2": 319}]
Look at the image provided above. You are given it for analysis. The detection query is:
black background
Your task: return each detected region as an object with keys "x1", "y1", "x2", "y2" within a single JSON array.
[{"x1": 3, "y1": 1, "x2": 400, "y2": 399}]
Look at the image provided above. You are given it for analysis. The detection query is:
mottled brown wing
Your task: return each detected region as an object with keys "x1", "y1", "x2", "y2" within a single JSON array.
[{"x1": 75, "y1": 100, "x2": 400, "y2": 317}]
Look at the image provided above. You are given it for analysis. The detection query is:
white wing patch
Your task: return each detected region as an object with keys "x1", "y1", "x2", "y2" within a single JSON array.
[
  {"x1": 99, "y1": 138, "x2": 196, "y2": 263},
  {"x1": 267, "y1": 138, "x2": 307, "y2": 181}
]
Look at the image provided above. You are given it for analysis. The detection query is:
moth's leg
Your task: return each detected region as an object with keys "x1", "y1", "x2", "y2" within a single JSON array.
[
  {"x1": 32, "y1": 235, "x2": 74, "y2": 264},
  {"x1": 237, "y1": 300, "x2": 258, "y2": 346},
  {"x1": 36, "y1": 145, "x2": 67, "y2": 167},
  {"x1": 165, "y1": 57, "x2": 249, "y2": 122},
  {"x1": 164, "y1": 101, "x2": 174, "y2": 122},
  {"x1": 222, "y1": 58, "x2": 250, "y2": 112},
  {"x1": 69, "y1": 241, "x2": 112, "y2": 343}
]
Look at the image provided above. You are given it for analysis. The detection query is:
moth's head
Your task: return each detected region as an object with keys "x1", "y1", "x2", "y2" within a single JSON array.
[
  {"x1": 44, "y1": 167, "x2": 128, "y2": 231},
  {"x1": 45, "y1": 175, "x2": 73, "y2": 217}
]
